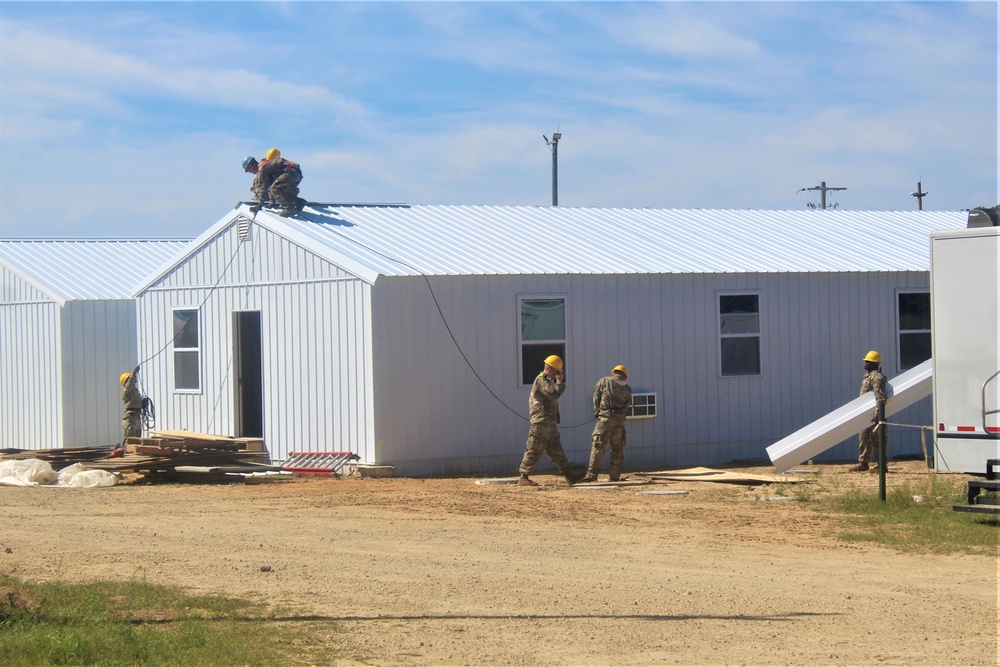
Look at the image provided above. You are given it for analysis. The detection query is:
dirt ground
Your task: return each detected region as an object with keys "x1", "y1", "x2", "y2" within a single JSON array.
[{"x1": 1, "y1": 460, "x2": 997, "y2": 667}]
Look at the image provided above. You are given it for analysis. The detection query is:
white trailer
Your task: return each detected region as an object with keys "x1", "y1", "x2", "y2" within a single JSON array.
[{"x1": 930, "y1": 223, "x2": 1000, "y2": 474}]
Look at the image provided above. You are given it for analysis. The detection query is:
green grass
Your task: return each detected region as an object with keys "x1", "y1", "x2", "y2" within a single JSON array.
[
  {"x1": 0, "y1": 576, "x2": 340, "y2": 666},
  {"x1": 822, "y1": 474, "x2": 999, "y2": 555}
]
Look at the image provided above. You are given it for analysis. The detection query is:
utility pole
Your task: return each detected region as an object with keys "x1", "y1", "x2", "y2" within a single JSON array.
[
  {"x1": 911, "y1": 180, "x2": 928, "y2": 210},
  {"x1": 798, "y1": 181, "x2": 846, "y2": 210},
  {"x1": 543, "y1": 132, "x2": 561, "y2": 206}
]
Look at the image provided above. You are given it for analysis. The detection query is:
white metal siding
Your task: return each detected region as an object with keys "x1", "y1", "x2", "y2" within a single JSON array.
[
  {"x1": 60, "y1": 300, "x2": 138, "y2": 447},
  {"x1": 1, "y1": 268, "x2": 62, "y2": 449},
  {"x1": 370, "y1": 271, "x2": 934, "y2": 476},
  {"x1": 137, "y1": 221, "x2": 374, "y2": 462}
]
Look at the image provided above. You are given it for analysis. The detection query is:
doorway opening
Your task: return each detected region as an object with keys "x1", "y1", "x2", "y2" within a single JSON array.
[{"x1": 234, "y1": 311, "x2": 263, "y2": 438}]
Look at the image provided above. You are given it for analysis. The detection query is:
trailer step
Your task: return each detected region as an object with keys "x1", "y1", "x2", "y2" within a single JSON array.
[
  {"x1": 965, "y1": 479, "x2": 1000, "y2": 504},
  {"x1": 952, "y1": 504, "x2": 1000, "y2": 515}
]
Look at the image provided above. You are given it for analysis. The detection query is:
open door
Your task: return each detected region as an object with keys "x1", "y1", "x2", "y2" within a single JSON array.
[{"x1": 234, "y1": 311, "x2": 263, "y2": 438}]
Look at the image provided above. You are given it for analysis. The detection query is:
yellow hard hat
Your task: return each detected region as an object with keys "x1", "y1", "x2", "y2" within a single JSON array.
[
  {"x1": 265, "y1": 147, "x2": 281, "y2": 160},
  {"x1": 119, "y1": 372, "x2": 131, "y2": 387},
  {"x1": 543, "y1": 354, "x2": 564, "y2": 372},
  {"x1": 863, "y1": 350, "x2": 882, "y2": 363},
  {"x1": 612, "y1": 364, "x2": 628, "y2": 378}
]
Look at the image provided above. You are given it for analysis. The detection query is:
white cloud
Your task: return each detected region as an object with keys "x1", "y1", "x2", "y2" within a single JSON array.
[
  {"x1": 0, "y1": 20, "x2": 369, "y2": 120},
  {"x1": 600, "y1": 5, "x2": 763, "y2": 59}
]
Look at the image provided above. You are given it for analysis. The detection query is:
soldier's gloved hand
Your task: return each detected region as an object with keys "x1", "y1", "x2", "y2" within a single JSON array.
[{"x1": 250, "y1": 203, "x2": 262, "y2": 214}]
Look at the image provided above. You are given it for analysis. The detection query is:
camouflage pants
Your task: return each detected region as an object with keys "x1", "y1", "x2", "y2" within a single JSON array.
[
  {"x1": 519, "y1": 422, "x2": 572, "y2": 477},
  {"x1": 588, "y1": 416, "x2": 627, "y2": 478},
  {"x1": 858, "y1": 419, "x2": 887, "y2": 464},
  {"x1": 268, "y1": 171, "x2": 302, "y2": 207},
  {"x1": 122, "y1": 410, "x2": 142, "y2": 444}
]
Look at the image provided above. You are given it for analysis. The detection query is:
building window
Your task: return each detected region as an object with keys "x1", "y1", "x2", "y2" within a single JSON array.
[
  {"x1": 173, "y1": 308, "x2": 200, "y2": 391},
  {"x1": 627, "y1": 393, "x2": 656, "y2": 419},
  {"x1": 898, "y1": 291, "x2": 930, "y2": 371},
  {"x1": 719, "y1": 293, "x2": 760, "y2": 376},
  {"x1": 519, "y1": 296, "x2": 565, "y2": 385}
]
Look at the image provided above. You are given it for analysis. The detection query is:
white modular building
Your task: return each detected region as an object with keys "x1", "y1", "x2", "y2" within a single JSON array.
[
  {"x1": 132, "y1": 205, "x2": 967, "y2": 476},
  {"x1": 1, "y1": 239, "x2": 190, "y2": 450}
]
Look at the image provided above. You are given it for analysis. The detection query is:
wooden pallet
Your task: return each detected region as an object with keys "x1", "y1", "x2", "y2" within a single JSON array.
[{"x1": 85, "y1": 430, "x2": 271, "y2": 477}]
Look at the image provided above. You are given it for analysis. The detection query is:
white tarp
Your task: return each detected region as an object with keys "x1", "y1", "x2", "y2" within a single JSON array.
[
  {"x1": 0, "y1": 459, "x2": 118, "y2": 488},
  {"x1": 766, "y1": 359, "x2": 933, "y2": 473}
]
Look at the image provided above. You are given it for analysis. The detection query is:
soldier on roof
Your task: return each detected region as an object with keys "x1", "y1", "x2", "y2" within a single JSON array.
[{"x1": 241, "y1": 149, "x2": 307, "y2": 217}]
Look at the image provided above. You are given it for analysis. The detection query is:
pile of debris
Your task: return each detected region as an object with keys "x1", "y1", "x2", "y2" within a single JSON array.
[{"x1": 78, "y1": 430, "x2": 280, "y2": 482}]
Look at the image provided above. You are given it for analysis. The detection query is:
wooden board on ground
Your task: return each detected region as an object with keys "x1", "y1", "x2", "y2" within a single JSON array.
[
  {"x1": 574, "y1": 479, "x2": 652, "y2": 487},
  {"x1": 148, "y1": 429, "x2": 238, "y2": 443},
  {"x1": 634, "y1": 467, "x2": 804, "y2": 484},
  {"x1": 0, "y1": 446, "x2": 115, "y2": 470}
]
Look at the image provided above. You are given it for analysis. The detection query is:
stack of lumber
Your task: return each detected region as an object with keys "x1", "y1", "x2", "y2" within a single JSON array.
[
  {"x1": 79, "y1": 430, "x2": 279, "y2": 482},
  {"x1": 0, "y1": 446, "x2": 115, "y2": 470}
]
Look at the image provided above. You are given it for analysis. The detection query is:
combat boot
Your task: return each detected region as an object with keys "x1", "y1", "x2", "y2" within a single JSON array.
[
  {"x1": 579, "y1": 474, "x2": 598, "y2": 483},
  {"x1": 518, "y1": 475, "x2": 538, "y2": 486},
  {"x1": 849, "y1": 462, "x2": 869, "y2": 472},
  {"x1": 563, "y1": 470, "x2": 583, "y2": 486}
]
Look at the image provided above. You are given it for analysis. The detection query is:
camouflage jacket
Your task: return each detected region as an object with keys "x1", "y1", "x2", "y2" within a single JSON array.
[
  {"x1": 529, "y1": 372, "x2": 566, "y2": 425},
  {"x1": 122, "y1": 374, "x2": 143, "y2": 413},
  {"x1": 251, "y1": 158, "x2": 302, "y2": 201},
  {"x1": 593, "y1": 375, "x2": 632, "y2": 419},
  {"x1": 859, "y1": 369, "x2": 887, "y2": 403}
]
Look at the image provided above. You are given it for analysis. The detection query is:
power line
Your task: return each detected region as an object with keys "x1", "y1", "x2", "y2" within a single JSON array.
[
  {"x1": 797, "y1": 181, "x2": 846, "y2": 210},
  {"x1": 911, "y1": 180, "x2": 928, "y2": 210}
]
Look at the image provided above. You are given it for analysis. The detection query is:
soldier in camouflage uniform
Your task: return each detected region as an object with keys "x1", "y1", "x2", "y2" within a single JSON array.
[
  {"x1": 852, "y1": 350, "x2": 887, "y2": 472},
  {"x1": 241, "y1": 154, "x2": 306, "y2": 217},
  {"x1": 120, "y1": 365, "x2": 143, "y2": 445},
  {"x1": 581, "y1": 365, "x2": 632, "y2": 483},
  {"x1": 518, "y1": 355, "x2": 580, "y2": 486}
]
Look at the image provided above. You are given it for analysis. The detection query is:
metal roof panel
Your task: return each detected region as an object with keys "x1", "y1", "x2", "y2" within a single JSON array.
[
  {"x1": 262, "y1": 205, "x2": 968, "y2": 277},
  {"x1": 0, "y1": 239, "x2": 191, "y2": 301}
]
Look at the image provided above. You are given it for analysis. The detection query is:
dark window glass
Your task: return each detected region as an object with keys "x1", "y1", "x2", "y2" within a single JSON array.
[
  {"x1": 720, "y1": 295, "x2": 759, "y2": 334},
  {"x1": 898, "y1": 292, "x2": 931, "y2": 371},
  {"x1": 721, "y1": 337, "x2": 761, "y2": 376},
  {"x1": 174, "y1": 310, "x2": 199, "y2": 349},
  {"x1": 898, "y1": 293, "x2": 930, "y2": 330},
  {"x1": 900, "y1": 333, "x2": 931, "y2": 371},
  {"x1": 720, "y1": 294, "x2": 761, "y2": 376},
  {"x1": 521, "y1": 344, "x2": 565, "y2": 386}
]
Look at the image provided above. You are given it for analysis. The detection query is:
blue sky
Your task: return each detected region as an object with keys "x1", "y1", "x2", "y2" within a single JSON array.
[{"x1": 0, "y1": 1, "x2": 996, "y2": 239}]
